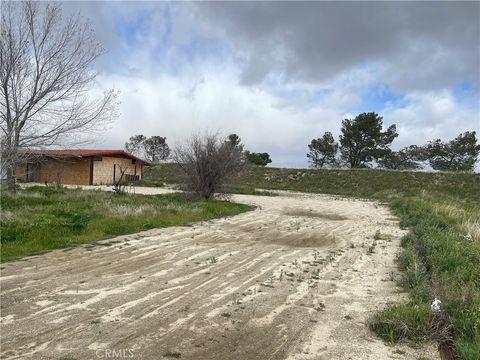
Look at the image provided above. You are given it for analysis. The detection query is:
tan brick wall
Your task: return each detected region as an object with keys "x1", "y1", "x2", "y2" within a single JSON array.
[
  {"x1": 43, "y1": 158, "x2": 90, "y2": 185},
  {"x1": 16, "y1": 155, "x2": 143, "y2": 185},
  {"x1": 92, "y1": 156, "x2": 140, "y2": 185},
  {"x1": 16, "y1": 163, "x2": 28, "y2": 181},
  {"x1": 16, "y1": 158, "x2": 91, "y2": 185}
]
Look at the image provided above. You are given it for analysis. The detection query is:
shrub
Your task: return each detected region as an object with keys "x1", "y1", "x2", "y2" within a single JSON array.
[
  {"x1": 370, "y1": 303, "x2": 431, "y2": 344},
  {"x1": 172, "y1": 132, "x2": 246, "y2": 199}
]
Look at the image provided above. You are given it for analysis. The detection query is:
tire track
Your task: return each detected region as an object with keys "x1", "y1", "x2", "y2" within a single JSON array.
[{"x1": 0, "y1": 191, "x2": 437, "y2": 360}]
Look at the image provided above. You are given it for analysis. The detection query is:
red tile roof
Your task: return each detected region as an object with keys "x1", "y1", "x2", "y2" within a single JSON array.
[{"x1": 27, "y1": 149, "x2": 152, "y2": 165}]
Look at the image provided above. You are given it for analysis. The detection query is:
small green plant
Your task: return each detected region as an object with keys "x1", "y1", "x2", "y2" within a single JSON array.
[
  {"x1": 374, "y1": 230, "x2": 381, "y2": 241},
  {"x1": 164, "y1": 351, "x2": 181, "y2": 358},
  {"x1": 294, "y1": 221, "x2": 301, "y2": 231},
  {"x1": 232, "y1": 293, "x2": 241, "y2": 305},
  {"x1": 396, "y1": 247, "x2": 415, "y2": 271},
  {"x1": 400, "y1": 234, "x2": 412, "y2": 248}
]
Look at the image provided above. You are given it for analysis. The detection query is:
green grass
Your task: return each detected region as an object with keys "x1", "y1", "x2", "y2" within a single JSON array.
[
  {"x1": 142, "y1": 164, "x2": 279, "y2": 196},
  {"x1": 144, "y1": 164, "x2": 480, "y2": 201},
  {"x1": 135, "y1": 179, "x2": 165, "y2": 187},
  {"x1": 143, "y1": 163, "x2": 184, "y2": 184},
  {"x1": 387, "y1": 195, "x2": 480, "y2": 358},
  {"x1": 370, "y1": 302, "x2": 431, "y2": 344},
  {"x1": 163, "y1": 351, "x2": 181, "y2": 358},
  {"x1": 145, "y1": 164, "x2": 480, "y2": 358},
  {"x1": 0, "y1": 186, "x2": 253, "y2": 262}
]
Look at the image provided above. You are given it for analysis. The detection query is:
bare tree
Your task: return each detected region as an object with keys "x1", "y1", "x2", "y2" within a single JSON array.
[
  {"x1": 172, "y1": 132, "x2": 246, "y2": 199},
  {"x1": 0, "y1": 1, "x2": 119, "y2": 193}
]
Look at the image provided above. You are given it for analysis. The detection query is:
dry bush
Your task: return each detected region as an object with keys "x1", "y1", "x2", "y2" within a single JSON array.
[
  {"x1": 430, "y1": 310, "x2": 456, "y2": 360},
  {"x1": 172, "y1": 133, "x2": 246, "y2": 199},
  {"x1": 112, "y1": 165, "x2": 128, "y2": 194}
]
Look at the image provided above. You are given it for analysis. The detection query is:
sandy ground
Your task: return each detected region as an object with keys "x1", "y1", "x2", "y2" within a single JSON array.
[{"x1": 0, "y1": 190, "x2": 437, "y2": 360}]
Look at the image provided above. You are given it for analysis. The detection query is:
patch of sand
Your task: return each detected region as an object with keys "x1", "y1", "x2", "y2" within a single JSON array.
[{"x1": 0, "y1": 190, "x2": 438, "y2": 360}]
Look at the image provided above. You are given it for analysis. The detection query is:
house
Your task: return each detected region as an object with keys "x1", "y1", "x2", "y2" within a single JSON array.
[{"x1": 16, "y1": 150, "x2": 152, "y2": 186}]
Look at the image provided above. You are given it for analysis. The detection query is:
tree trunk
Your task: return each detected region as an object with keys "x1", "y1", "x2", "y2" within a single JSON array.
[{"x1": 6, "y1": 161, "x2": 16, "y2": 194}]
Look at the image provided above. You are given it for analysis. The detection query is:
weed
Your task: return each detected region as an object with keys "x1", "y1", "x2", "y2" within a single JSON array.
[
  {"x1": 396, "y1": 247, "x2": 415, "y2": 271},
  {"x1": 370, "y1": 303, "x2": 431, "y2": 344},
  {"x1": 164, "y1": 351, "x2": 181, "y2": 358},
  {"x1": 232, "y1": 293, "x2": 241, "y2": 305}
]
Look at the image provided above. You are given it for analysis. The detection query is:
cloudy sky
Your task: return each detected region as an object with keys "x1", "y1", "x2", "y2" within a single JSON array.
[{"x1": 68, "y1": 1, "x2": 479, "y2": 168}]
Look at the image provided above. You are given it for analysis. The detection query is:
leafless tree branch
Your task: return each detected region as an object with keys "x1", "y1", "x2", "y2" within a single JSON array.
[
  {"x1": 172, "y1": 132, "x2": 246, "y2": 200},
  {"x1": 0, "y1": 1, "x2": 119, "y2": 193}
]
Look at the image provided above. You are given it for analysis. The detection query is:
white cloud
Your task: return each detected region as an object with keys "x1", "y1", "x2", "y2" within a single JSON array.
[
  {"x1": 62, "y1": 1, "x2": 479, "y2": 168},
  {"x1": 384, "y1": 90, "x2": 480, "y2": 149},
  {"x1": 92, "y1": 66, "x2": 361, "y2": 167}
]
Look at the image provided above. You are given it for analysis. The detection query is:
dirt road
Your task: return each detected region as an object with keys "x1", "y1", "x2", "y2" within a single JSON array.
[{"x1": 0, "y1": 191, "x2": 436, "y2": 359}]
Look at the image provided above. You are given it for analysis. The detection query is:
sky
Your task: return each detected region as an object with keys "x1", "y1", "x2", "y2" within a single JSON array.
[{"x1": 66, "y1": 1, "x2": 479, "y2": 168}]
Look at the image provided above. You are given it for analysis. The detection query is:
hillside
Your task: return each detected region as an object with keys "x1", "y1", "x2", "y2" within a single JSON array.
[{"x1": 144, "y1": 164, "x2": 479, "y2": 202}]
